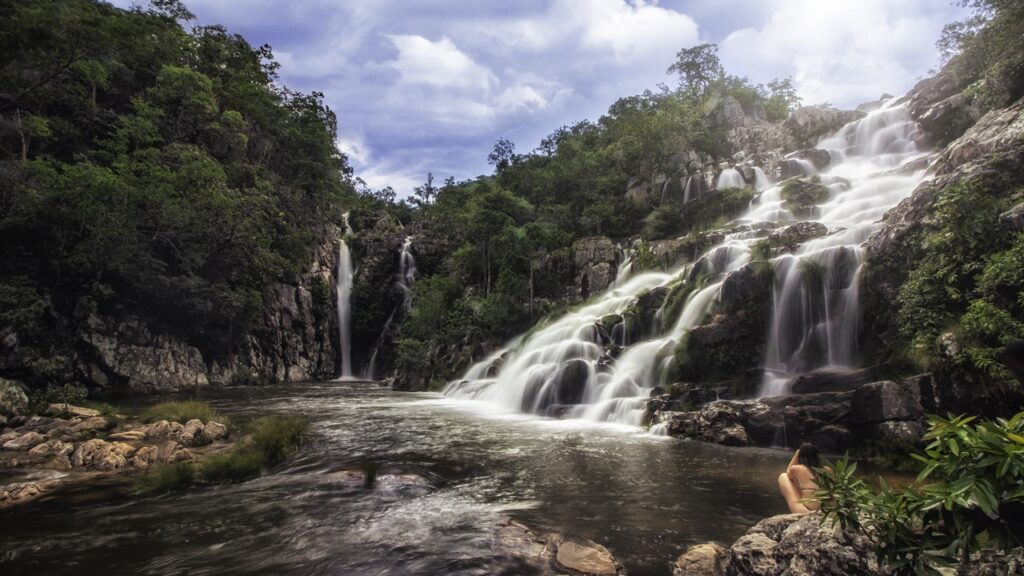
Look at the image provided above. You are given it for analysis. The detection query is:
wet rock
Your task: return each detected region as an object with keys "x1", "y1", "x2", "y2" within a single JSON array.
[
  {"x1": 870, "y1": 420, "x2": 925, "y2": 447},
  {"x1": 787, "y1": 366, "x2": 883, "y2": 394},
  {"x1": 851, "y1": 381, "x2": 924, "y2": 423},
  {"x1": 659, "y1": 402, "x2": 750, "y2": 447},
  {"x1": 673, "y1": 542, "x2": 727, "y2": 576},
  {"x1": 780, "y1": 178, "x2": 830, "y2": 217},
  {"x1": 157, "y1": 440, "x2": 192, "y2": 463},
  {"x1": 46, "y1": 403, "x2": 100, "y2": 418},
  {"x1": 2, "y1": 431, "x2": 46, "y2": 451},
  {"x1": 810, "y1": 425, "x2": 853, "y2": 454},
  {"x1": 728, "y1": 532, "x2": 778, "y2": 575},
  {"x1": 0, "y1": 479, "x2": 60, "y2": 506},
  {"x1": 738, "y1": 402, "x2": 785, "y2": 446},
  {"x1": 108, "y1": 429, "x2": 148, "y2": 442},
  {"x1": 553, "y1": 537, "x2": 622, "y2": 576},
  {"x1": 491, "y1": 519, "x2": 554, "y2": 572},
  {"x1": 765, "y1": 222, "x2": 828, "y2": 253},
  {"x1": 0, "y1": 378, "x2": 28, "y2": 418},
  {"x1": 553, "y1": 359, "x2": 590, "y2": 406},
  {"x1": 71, "y1": 439, "x2": 128, "y2": 470},
  {"x1": 790, "y1": 148, "x2": 832, "y2": 171},
  {"x1": 28, "y1": 439, "x2": 67, "y2": 457}
]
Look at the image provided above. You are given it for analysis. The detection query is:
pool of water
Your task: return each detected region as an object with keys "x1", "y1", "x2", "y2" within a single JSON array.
[{"x1": 0, "y1": 381, "x2": 795, "y2": 575}]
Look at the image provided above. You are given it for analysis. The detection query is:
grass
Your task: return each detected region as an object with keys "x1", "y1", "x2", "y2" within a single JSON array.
[
  {"x1": 134, "y1": 414, "x2": 309, "y2": 493},
  {"x1": 133, "y1": 462, "x2": 195, "y2": 495},
  {"x1": 142, "y1": 400, "x2": 225, "y2": 425}
]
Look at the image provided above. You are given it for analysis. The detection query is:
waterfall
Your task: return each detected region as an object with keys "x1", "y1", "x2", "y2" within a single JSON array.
[
  {"x1": 398, "y1": 236, "x2": 418, "y2": 307},
  {"x1": 446, "y1": 99, "x2": 930, "y2": 424},
  {"x1": 715, "y1": 167, "x2": 746, "y2": 190},
  {"x1": 336, "y1": 213, "x2": 355, "y2": 379},
  {"x1": 752, "y1": 167, "x2": 771, "y2": 191}
]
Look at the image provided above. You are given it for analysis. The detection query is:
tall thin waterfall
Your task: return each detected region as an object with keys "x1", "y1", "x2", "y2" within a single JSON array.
[
  {"x1": 445, "y1": 99, "x2": 930, "y2": 424},
  {"x1": 336, "y1": 213, "x2": 354, "y2": 379},
  {"x1": 366, "y1": 237, "x2": 417, "y2": 379}
]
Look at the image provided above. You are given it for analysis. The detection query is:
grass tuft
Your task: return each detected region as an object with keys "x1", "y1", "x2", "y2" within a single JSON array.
[
  {"x1": 134, "y1": 462, "x2": 195, "y2": 495},
  {"x1": 142, "y1": 400, "x2": 225, "y2": 425}
]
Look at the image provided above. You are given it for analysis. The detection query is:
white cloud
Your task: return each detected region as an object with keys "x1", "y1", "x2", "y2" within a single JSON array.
[
  {"x1": 385, "y1": 35, "x2": 498, "y2": 93},
  {"x1": 719, "y1": 0, "x2": 968, "y2": 107}
]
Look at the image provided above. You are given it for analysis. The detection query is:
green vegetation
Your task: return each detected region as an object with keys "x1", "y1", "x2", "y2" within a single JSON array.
[
  {"x1": 817, "y1": 412, "x2": 1024, "y2": 574},
  {"x1": 939, "y1": 0, "x2": 1024, "y2": 109},
  {"x1": 895, "y1": 174, "x2": 1024, "y2": 381},
  {"x1": 0, "y1": 0, "x2": 356, "y2": 390},
  {"x1": 142, "y1": 400, "x2": 224, "y2": 425},
  {"x1": 135, "y1": 414, "x2": 308, "y2": 494}
]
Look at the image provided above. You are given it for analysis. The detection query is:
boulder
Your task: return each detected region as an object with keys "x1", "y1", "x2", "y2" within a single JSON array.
[
  {"x1": 765, "y1": 222, "x2": 828, "y2": 253},
  {"x1": 1000, "y1": 202, "x2": 1024, "y2": 232},
  {"x1": 787, "y1": 366, "x2": 883, "y2": 394},
  {"x1": 790, "y1": 148, "x2": 832, "y2": 171},
  {"x1": 780, "y1": 179, "x2": 830, "y2": 218},
  {"x1": 728, "y1": 533, "x2": 778, "y2": 575},
  {"x1": 177, "y1": 418, "x2": 208, "y2": 447},
  {"x1": 2, "y1": 431, "x2": 46, "y2": 451},
  {"x1": 784, "y1": 106, "x2": 864, "y2": 149},
  {"x1": 553, "y1": 537, "x2": 622, "y2": 576},
  {"x1": 673, "y1": 542, "x2": 727, "y2": 576},
  {"x1": 146, "y1": 419, "x2": 184, "y2": 439},
  {"x1": 203, "y1": 421, "x2": 228, "y2": 441},
  {"x1": 71, "y1": 439, "x2": 128, "y2": 470},
  {"x1": 851, "y1": 381, "x2": 924, "y2": 423},
  {"x1": 70, "y1": 416, "x2": 112, "y2": 434},
  {"x1": 958, "y1": 548, "x2": 1024, "y2": 576},
  {"x1": 28, "y1": 439, "x2": 66, "y2": 457},
  {"x1": 870, "y1": 420, "x2": 925, "y2": 447},
  {"x1": 108, "y1": 429, "x2": 148, "y2": 442},
  {"x1": 0, "y1": 378, "x2": 28, "y2": 418}
]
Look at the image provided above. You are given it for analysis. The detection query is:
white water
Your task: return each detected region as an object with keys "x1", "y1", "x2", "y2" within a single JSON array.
[
  {"x1": 336, "y1": 213, "x2": 355, "y2": 379},
  {"x1": 367, "y1": 237, "x2": 418, "y2": 379},
  {"x1": 716, "y1": 167, "x2": 746, "y2": 190},
  {"x1": 446, "y1": 100, "x2": 930, "y2": 425}
]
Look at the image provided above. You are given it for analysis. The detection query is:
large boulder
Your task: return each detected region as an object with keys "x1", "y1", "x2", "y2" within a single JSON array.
[
  {"x1": 553, "y1": 537, "x2": 623, "y2": 576},
  {"x1": 851, "y1": 381, "x2": 924, "y2": 424},
  {"x1": 2, "y1": 431, "x2": 46, "y2": 451},
  {"x1": 780, "y1": 179, "x2": 830, "y2": 218},
  {"x1": 764, "y1": 222, "x2": 828, "y2": 254},
  {"x1": 787, "y1": 366, "x2": 884, "y2": 394},
  {"x1": 71, "y1": 438, "x2": 131, "y2": 470},
  {"x1": 573, "y1": 237, "x2": 618, "y2": 298}
]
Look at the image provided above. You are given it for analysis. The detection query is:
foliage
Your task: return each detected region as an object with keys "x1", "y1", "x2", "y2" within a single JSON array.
[
  {"x1": 895, "y1": 174, "x2": 1024, "y2": 379},
  {"x1": 938, "y1": 0, "x2": 1024, "y2": 108},
  {"x1": 817, "y1": 413, "x2": 1024, "y2": 574},
  {"x1": 0, "y1": 0, "x2": 355, "y2": 389},
  {"x1": 142, "y1": 400, "x2": 224, "y2": 425},
  {"x1": 27, "y1": 383, "x2": 88, "y2": 414},
  {"x1": 133, "y1": 461, "x2": 196, "y2": 495}
]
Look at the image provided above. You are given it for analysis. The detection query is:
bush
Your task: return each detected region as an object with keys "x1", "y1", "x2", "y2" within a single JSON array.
[
  {"x1": 134, "y1": 462, "x2": 196, "y2": 495},
  {"x1": 817, "y1": 412, "x2": 1024, "y2": 575},
  {"x1": 142, "y1": 400, "x2": 224, "y2": 425}
]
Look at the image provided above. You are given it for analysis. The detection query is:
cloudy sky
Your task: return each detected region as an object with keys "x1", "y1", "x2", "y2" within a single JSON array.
[{"x1": 116, "y1": 0, "x2": 969, "y2": 194}]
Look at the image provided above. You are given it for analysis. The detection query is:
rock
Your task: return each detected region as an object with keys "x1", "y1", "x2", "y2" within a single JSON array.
[
  {"x1": 790, "y1": 148, "x2": 832, "y2": 171},
  {"x1": 772, "y1": 514, "x2": 880, "y2": 575},
  {"x1": 70, "y1": 416, "x2": 112, "y2": 434},
  {"x1": 146, "y1": 419, "x2": 184, "y2": 439},
  {"x1": 0, "y1": 479, "x2": 60, "y2": 506},
  {"x1": 739, "y1": 402, "x2": 785, "y2": 446},
  {"x1": 851, "y1": 381, "x2": 924, "y2": 423},
  {"x1": 747, "y1": 513, "x2": 805, "y2": 541},
  {"x1": 660, "y1": 402, "x2": 750, "y2": 446},
  {"x1": 46, "y1": 403, "x2": 100, "y2": 418},
  {"x1": 573, "y1": 237, "x2": 618, "y2": 297},
  {"x1": 129, "y1": 445, "x2": 159, "y2": 468},
  {"x1": 552, "y1": 359, "x2": 589, "y2": 406},
  {"x1": 2, "y1": 431, "x2": 46, "y2": 451},
  {"x1": 958, "y1": 547, "x2": 1024, "y2": 576},
  {"x1": 810, "y1": 425, "x2": 853, "y2": 454},
  {"x1": 1000, "y1": 202, "x2": 1024, "y2": 232},
  {"x1": 28, "y1": 439, "x2": 66, "y2": 457},
  {"x1": 673, "y1": 542, "x2": 727, "y2": 576},
  {"x1": 71, "y1": 439, "x2": 127, "y2": 470},
  {"x1": 870, "y1": 420, "x2": 925, "y2": 447},
  {"x1": 765, "y1": 222, "x2": 828, "y2": 253},
  {"x1": 491, "y1": 520, "x2": 554, "y2": 572},
  {"x1": 727, "y1": 532, "x2": 778, "y2": 575},
  {"x1": 0, "y1": 378, "x2": 28, "y2": 418},
  {"x1": 787, "y1": 366, "x2": 883, "y2": 394},
  {"x1": 554, "y1": 537, "x2": 621, "y2": 576},
  {"x1": 780, "y1": 179, "x2": 830, "y2": 217},
  {"x1": 177, "y1": 419, "x2": 208, "y2": 447},
  {"x1": 157, "y1": 440, "x2": 191, "y2": 463},
  {"x1": 203, "y1": 421, "x2": 228, "y2": 441},
  {"x1": 51, "y1": 442, "x2": 74, "y2": 469},
  {"x1": 785, "y1": 106, "x2": 864, "y2": 149},
  {"x1": 108, "y1": 429, "x2": 148, "y2": 442}
]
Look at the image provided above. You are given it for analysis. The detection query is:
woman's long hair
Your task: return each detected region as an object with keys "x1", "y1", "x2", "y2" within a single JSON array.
[{"x1": 797, "y1": 442, "x2": 821, "y2": 471}]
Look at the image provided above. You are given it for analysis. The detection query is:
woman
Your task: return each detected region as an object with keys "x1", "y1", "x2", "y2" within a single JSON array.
[{"x1": 777, "y1": 442, "x2": 822, "y2": 514}]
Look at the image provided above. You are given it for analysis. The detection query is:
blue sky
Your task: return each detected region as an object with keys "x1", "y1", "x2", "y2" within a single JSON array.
[{"x1": 116, "y1": 0, "x2": 969, "y2": 195}]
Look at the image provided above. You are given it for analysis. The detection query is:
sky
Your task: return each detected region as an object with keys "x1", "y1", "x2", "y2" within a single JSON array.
[{"x1": 114, "y1": 0, "x2": 970, "y2": 195}]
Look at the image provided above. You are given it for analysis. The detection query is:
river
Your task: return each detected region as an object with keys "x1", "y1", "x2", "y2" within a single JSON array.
[{"x1": 0, "y1": 381, "x2": 795, "y2": 575}]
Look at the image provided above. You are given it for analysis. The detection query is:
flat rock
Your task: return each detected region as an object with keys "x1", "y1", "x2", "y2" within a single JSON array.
[
  {"x1": 554, "y1": 538, "x2": 620, "y2": 576},
  {"x1": 46, "y1": 403, "x2": 100, "y2": 418},
  {"x1": 2, "y1": 431, "x2": 46, "y2": 451}
]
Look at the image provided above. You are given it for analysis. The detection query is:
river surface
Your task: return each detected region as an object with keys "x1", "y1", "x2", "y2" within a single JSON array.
[{"x1": 0, "y1": 381, "x2": 796, "y2": 575}]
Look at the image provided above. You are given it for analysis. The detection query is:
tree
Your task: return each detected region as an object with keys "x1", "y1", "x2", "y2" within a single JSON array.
[
  {"x1": 667, "y1": 43, "x2": 724, "y2": 95},
  {"x1": 413, "y1": 172, "x2": 437, "y2": 205},
  {"x1": 765, "y1": 77, "x2": 801, "y2": 122},
  {"x1": 487, "y1": 138, "x2": 516, "y2": 173}
]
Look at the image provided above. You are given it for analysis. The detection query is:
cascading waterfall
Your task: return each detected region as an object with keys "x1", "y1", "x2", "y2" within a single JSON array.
[
  {"x1": 715, "y1": 167, "x2": 746, "y2": 190},
  {"x1": 366, "y1": 237, "x2": 418, "y2": 379},
  {"x1": 445, "y1": 99, "x2": 930, "y2": 425},
  {"x1": 336, "y1": 213, "x2": 355, "y2": 379}
]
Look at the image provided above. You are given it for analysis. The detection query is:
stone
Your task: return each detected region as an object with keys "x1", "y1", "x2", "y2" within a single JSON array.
[
  {"x1": 958, "y1": 547, "x2": 1024, "y2": 576},
  {"x1": 810, "y1": 425, "x2": 853, "y2": 454},
  {"x1": 28, "y1": 439, "x2": 66, "y2": 457},
  {"x1": 851, "y1": 381, "x2": 924, "y2": 423},
  {"x1": 765, "y1": 222, "x2": 828, "y2": 253},
  {"x1": 780, "y1": 178, "x2": 830, "y2": 217},
  {"x1": 70, "y1": 416, "x2": 112, "y2": 434},
  {"x1": 554, "y1": 538, "x2": 620, "y2": 576},
  {"x1": 0, "y1": 378, "x2": 28, "y2": 418},
  {"x1": 2, "y1": 431, "x2": 46, "y2": 451},
  {"x1": 673, "y1": 542, "x2": 727, "y2": 576},
  {"x1": 108, "y1": 429, "x2": 148, "y2": 442},
  {"x1": 787, "y1": 366, "x2": 883, "y2": 394},
  {"x1": 727, "y1": 533, "x2": 778, "y2": 575},
  {"x1": 129, "y1": 445, "x2": 159, "y2": 468},
  {"x1": 0, "y1": 479, "x2": 60, "y2": 506},
  {"x1": 146, "y1": 420, "x2": 184, "y2": 439},
  {"x1": 71, "y1": 439, "x2": 127, "y2": 470},
  {"x1": 203, "y1": 421, "x2": 228, "y2": 441},
  {"x1": 790, "y1": 148, "x2": 832, "y2": 171},
  {"x1": 747, "y1": 513, "x2": 804, "y2": 541},
  {"x1": 51, "y1": 442, "x2": 74, "y2": 469},
  {"x1": 870, "y1": 420, "x2": 925, "y2": 447},
  {"x1": 46, "y1": 403, "x2": 100, "y2": 418},
  {"x1": 1000, "y1": 202, "x2": 1024, "y2": 232},
  {"x1": 177, "y1": 419, "x2": 208, "y2": 447},
  {"x1": 785, "y1": 106, "x2": 864, "y2": 148},
  {"x1": 772, "y1": 514, "x2": 881, "y2": 575}
]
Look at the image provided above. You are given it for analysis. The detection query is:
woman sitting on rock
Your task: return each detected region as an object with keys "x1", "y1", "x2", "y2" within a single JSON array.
[{"x1": 778, "y1": 442, "x2": 822, "y2": 514}]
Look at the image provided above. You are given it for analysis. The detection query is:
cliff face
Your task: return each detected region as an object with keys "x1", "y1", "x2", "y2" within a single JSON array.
[{"x1": 72, "y1": 225, "x2": 343, "y2": 393}]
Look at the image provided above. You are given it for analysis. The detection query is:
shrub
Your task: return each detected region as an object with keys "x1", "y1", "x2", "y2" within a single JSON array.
[
  {"x1": 200, "y1": 415, "x2": 309, "y2": 483},
  {"x1": 817, "y1": 412, "x2": 1024, "y2": 575},
  {"x1": 142, "y1": 400, "x2": 224, "y2": 425}
]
